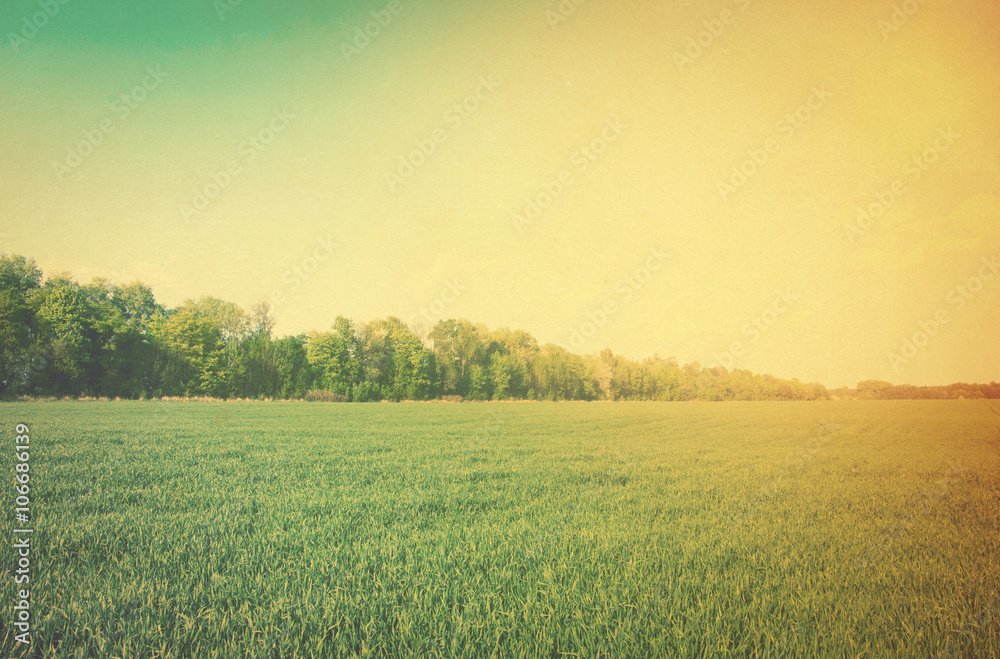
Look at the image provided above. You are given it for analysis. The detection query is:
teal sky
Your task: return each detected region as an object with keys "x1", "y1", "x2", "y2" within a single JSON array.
[{"x1": 2, "y1": 0, "x2": 998, "y2": 389}]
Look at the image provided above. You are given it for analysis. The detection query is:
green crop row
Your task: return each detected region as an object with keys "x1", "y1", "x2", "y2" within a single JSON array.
[{"x1": 1, "y1": 401, "x2": 998, "y2": 657}]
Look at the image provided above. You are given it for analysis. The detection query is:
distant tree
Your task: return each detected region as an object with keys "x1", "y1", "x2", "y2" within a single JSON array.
[
  {"x1": 2, "y1": 253, "x2": 942, "y2": 403},
  {"x1": 533, "y1": 344, "x2": 598, "y2": 401},
  {"x1": 0, "y1": 254, "x2": 43, "y2": 296},
  {"x1": 857, "y1": 380, "x2": 893, "y2": 399},
  {"x1": 239, "y1": 302, "x2": 280, "y2": 398},
  {"x1": 81, "y1": 278, "x2": 161, "y2": 398},
  {"x1": 249, "y1": 301, "x2": 275, "y2": 337},
  {"x1": 488, "y1": 352, "x2": 528, "y2": 400},
  {"x1": 307, "y1": 316, "x2": 361, "y2": 400},
  {"x1": 362, "y1": 317, "x2": 432, "y2": 401},
  {"x1": 273, "y1": 335, "x2": 314, "y2": 398},
  {"x1": 428, "y1": 319, "x2": 486, "y2": 397},
  {"x1": 150, "y1": 302, "x2": 229, "y2": 397},
  {"x1": 594, "y1": 348, "x2": 615, "y2": 400},
  {"x1": 0, "y1": 254, "x2": 43, "y2": 395},
  {"x1": 34, "y1": 278, "x2": 99, "y2": 395}
]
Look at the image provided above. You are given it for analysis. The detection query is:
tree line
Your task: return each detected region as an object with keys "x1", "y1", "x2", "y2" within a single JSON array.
[
  {"x1": 12, "y1": 252, "x2": 984, "y2": 402},
  {"x1": 831, "y1": 380, "x2": 1000, "y2": 401}
]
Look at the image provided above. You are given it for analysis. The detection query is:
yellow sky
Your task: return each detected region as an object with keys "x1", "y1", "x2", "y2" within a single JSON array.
[{"x1": 1, "y1": 0, "x2": 998, "y2": 388}]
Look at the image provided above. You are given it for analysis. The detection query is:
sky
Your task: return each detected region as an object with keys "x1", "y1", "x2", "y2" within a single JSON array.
[{"x1": 1, "y1": 0, "x2": 998, "y2": 389}]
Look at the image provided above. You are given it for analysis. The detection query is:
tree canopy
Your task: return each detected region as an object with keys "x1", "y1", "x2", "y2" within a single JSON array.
[{"x1": 4, "y1": 253, "x2": 987, "y2": 402}]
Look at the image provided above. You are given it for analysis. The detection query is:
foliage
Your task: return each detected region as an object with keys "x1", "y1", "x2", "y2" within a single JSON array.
[
  {"x1": 6, "y1": 254, "x2": 993, "y2": 401},
  {"x1": 832, "y1": 381, "x2": 1000, "y2": 400}
]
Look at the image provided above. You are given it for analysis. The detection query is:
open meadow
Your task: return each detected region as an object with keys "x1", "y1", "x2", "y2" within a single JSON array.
[{"x1": 2, "y1": 400, "x2": 999, "y2": 658}]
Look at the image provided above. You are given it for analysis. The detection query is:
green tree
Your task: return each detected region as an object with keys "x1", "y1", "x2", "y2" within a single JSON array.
[
  {"x1": 240, "y1": 302, "x2": 281, "y2": 398},
  {"x1": 857, "y1": 379, "x2": 893, "y2": 399},
  {"x1": 273, "y1": 335, "x2": 314, "y2": 398},
  {"x1": 150, "y1": 302, "x2": 229, "y2": 397},
  {"x1": 359, "y1": 317, "x2": 433, "y2": 401},
  {"x1": 81, "y1": 278, "x2": 162, "y2": 397},
  {"x1": 307, "y1": 316, "x2": 361, "y2": 399},
  {"x1": 34, "y1": 278, "x2": 100, "y2": 395},
  {"x1": 429, "y1": 319, "x2": 487, "y2": 397},
  {"x1": 0, "y1": 255, "x2": 44, "y2": 395},
  {"x1": 488, "y1": 352, "x2": 527, "y2": 399},
  {"x1": 533, "y1": 344, "x2": 598, "y2": 401},
  {"x1": 487, "y1": 328, "x2": 535, "y2": 399}
]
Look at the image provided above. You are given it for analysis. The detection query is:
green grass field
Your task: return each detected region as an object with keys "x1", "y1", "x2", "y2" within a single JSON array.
[{"x1": 2, "y1": 401, "x2": 999, "y2": 658}]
